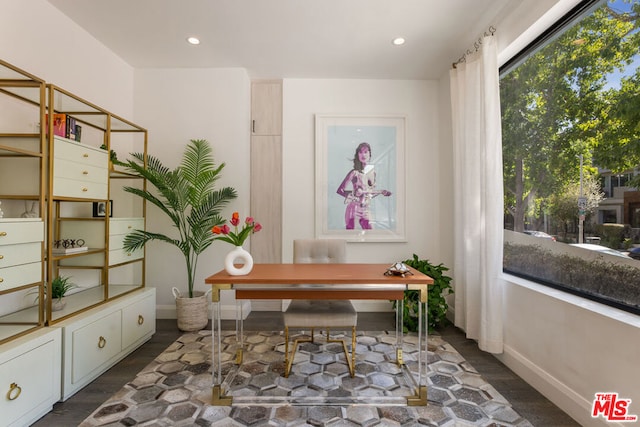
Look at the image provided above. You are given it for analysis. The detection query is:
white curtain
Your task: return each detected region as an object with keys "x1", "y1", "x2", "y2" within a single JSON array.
[{"x1": 449, "y1": 35, "x2": 504, "y2": 354}]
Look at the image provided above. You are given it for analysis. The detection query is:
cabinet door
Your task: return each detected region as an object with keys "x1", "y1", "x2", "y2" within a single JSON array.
[
  {"x1": 251, "y1": 81, "x2": 282, "y2": 135},
  {"x1": 71, "y1": 310, "x2": 121, "y2": 383},
  {"x1": 121, "y1": 293, "x2": 155, "y2": 349},
  {"x1": 0, "y1": 336, "x2": 60, "y2": 426}
]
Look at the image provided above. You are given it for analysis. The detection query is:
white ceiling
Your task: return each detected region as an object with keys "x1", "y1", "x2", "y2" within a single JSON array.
[{"x1": 47, "y1": 0, "x2": 516, "y2": 80}]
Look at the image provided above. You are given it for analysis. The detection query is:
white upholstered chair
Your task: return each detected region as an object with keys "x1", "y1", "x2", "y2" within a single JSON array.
[{"x1": 283, "y1": 239, "x2": 357, "y2": 377}]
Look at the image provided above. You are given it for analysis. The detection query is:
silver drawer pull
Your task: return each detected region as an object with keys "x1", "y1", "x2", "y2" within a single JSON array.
[
  {"x1": 138, "y1": 315, "x2": 144, "y2": 325},
  {"x1": 7, "y1": 383, "x2": 21, "y2": 401},
  {"x1": 98, "y1": 336, "x2": 106, "y2": 348}
]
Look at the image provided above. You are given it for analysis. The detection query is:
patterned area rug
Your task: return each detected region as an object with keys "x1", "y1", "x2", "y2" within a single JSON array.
[{"x1": 80, "y1": 330, "x2": 532, "y2": 426}]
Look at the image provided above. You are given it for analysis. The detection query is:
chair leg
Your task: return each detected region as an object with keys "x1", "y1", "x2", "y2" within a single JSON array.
[
  {"x1": 351, "y1": 326, "x2": 357, "y2": 376},
  {"x1": 284, "y1": 326, "x2": 289, "y2": 363},
  {"x1": 284, "y1": 326, "x2": 356, "y2": 378}
]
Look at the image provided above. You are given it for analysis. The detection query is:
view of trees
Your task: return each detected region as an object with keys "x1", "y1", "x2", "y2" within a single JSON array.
[{"x1": 501, "y1": 0, "x2": 640, "y2": 235}]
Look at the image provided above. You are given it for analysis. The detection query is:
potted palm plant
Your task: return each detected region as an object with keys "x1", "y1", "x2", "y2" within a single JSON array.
[{"x1": 122, "y1": 139, "x2": 237, "y2": 331}]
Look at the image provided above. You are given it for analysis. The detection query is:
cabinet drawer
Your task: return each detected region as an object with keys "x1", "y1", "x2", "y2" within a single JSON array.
[
  {"x1": 54, "y1": 157, "x2": 108, "y2": 185},
  {"x1": 122, "y1": 294, "x2": 155, "y2": 349},
  {"x1": 53, "y1": 176, "x2": 108, "y2": 199},
  {"x1": 71, "y1": 310, "x2": 121, "y2": 383},
  {"x1": 0, "y1": 242, "x2": 41, "y2": 268},
  {"x1": 0, "y1": 221, "x2": 44, "y2": 246},
  {"x1": 109, "y1": 218, "x2": 144, "y2": 235},
  {"x1": 0, "y1": 262, "x2": 41, "y2": 291},
  {"x1": 0, "y1": 337, "x2": 59, "y2": 427},
  {"x1": 54, "y1": 137, "x2": 107, "y2": 168},
  {"x1": 108, "y1": 247, "x2": 143, "y2": 266}
]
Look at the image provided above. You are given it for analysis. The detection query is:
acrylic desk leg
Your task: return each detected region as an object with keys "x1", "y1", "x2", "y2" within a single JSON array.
[
  {"x1": 211, "y1": 294, "x2": 232, "y2": 405},
  {"x1": 407, "y1": 285, "x2": 428, "y2": 406},
  {"x1": 235, "y1": 300, "x2": 244, "y2": 364},
  {"x1": 395, "y1": 297, "x2": 404, "y2": 366}
]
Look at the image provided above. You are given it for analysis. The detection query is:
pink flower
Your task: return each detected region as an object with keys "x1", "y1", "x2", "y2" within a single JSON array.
[
  {"x1": 212, "y1": 213, "x2": 262, "y2": 246},
  {"x1": 230, "y1": 211, "x2": 240, "y2": 227}
]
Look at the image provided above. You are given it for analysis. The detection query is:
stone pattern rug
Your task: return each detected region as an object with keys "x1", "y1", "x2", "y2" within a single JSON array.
[{"x1": 80, "y1": 330, "x2": 533, "y2": 426}]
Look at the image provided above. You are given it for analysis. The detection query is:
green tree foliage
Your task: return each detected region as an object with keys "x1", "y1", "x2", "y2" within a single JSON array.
[
  {"x1": 502, "y1": 1, "x2": 639, "y2": 231},
  {"x1": 548, "y1": 175, "x2": 604, "y2": 238}
]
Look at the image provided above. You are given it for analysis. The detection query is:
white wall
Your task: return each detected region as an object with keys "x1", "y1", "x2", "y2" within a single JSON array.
[
  {"x1": 0, "y1": 0, "x2": 134, "y2": 118},
  {"x1": 133, "y1": 68, "x2": 251, "y2": 316},
  {"x1": 282, "y1": 79, "x2": 449, "y2": 285},
  {"x1": 499, "y1": 276, "x2": 640, "y2": 427}
]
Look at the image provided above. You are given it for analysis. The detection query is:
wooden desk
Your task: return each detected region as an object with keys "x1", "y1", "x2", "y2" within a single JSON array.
[{"x1": 205, "y1": 263, "x2": 433, "y2": 406}]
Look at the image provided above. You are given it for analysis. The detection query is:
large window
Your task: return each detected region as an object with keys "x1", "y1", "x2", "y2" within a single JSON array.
[{"x1": 501, "y1": 0, "x2": 640, "y2": 314}]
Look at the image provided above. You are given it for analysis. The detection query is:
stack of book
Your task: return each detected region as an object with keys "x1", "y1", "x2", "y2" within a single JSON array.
[
  {"x1": 51, "y1": 246, "x2": 88, "y2": 255},
  {"x1": 46, "y1": 113, "x2": 82, "y2": 142}
]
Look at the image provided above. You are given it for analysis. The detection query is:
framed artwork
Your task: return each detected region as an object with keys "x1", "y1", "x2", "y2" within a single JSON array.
[
  {"x1": 315, "y1": 115, "x2": 406, "y2": 242},
  {"x1": 93, "y1": 200, "x2": 113, "y2": 217}
]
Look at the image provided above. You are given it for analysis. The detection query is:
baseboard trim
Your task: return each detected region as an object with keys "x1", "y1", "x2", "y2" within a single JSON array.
[
  {"x1": 497, "y1": 344, "x2": 622, "y2": 427},
  {"x1": 156, "y1": 300, "x2": 252, "y2": 320}
]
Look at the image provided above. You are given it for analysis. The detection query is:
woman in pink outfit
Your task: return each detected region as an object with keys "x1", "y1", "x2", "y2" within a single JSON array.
[{"x1": 336, "y1": 142, "x2": 391, "y2": 229}]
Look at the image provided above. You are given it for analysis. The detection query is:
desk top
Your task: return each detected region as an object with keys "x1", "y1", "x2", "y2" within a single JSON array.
[{"x1": 204, "y1": 263, "x2": 433, "y2": 285}]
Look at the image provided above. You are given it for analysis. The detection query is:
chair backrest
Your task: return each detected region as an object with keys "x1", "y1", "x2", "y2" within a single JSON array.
[{"x1": 293, "y1": 239, "x2": 346, "y2": 264}]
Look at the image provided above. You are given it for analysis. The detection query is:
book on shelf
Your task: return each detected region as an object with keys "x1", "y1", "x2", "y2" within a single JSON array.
[
  {"x1": 66, "y1": 116, "x2": 76, "y2": 140},
  {"x1": 45, "y1": 113, "x2": 67, "y2": 137},
  {"x1": 51, "y1": 246, "x2": 89, "y2": 255}
]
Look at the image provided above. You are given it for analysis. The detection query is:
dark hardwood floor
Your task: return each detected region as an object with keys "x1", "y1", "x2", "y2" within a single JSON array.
[{"x1": 32, "y1": 312, "x2": 579, "y2": 426}]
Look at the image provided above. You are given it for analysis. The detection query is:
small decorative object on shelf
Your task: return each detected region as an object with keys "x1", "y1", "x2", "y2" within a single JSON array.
[
  {"x1": 20, "y1": 201, "x2": 38, "y2": 218},
  {"x1": 29, "y1": 275, "x2": 77, "y2": 311},
  {"x1": 92, "y1": 200, "x2": 113, "y2": 217},
  {"x1": 52, "y1": 238, "x2": 87, "y2": 254},
  {"x1": 49, "y1": 275, "x2": 76, "y2": 311},
  {"x1": 212, "y1": 212, "x2": 262, "y2": 276}
]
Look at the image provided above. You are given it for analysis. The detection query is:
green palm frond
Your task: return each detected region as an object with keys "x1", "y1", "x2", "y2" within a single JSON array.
[{"x1": 122, "y1": 139, "x2": 238, "y2": 297}]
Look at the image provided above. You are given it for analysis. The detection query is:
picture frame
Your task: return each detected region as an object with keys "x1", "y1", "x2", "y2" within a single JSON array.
[
  {"x1": 93, "y1": 200, "x2": 113, "y2": 217},
  {"x1": 315, "y1": 115, "x2": 406, "y2": 242}
]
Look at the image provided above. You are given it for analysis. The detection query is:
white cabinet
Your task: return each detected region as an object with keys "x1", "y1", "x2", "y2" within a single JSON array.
[
  {"x1": 0, "y1": 221, "x2": 43, "y2": 293},
  {"x1": 109, "y1": 218, "x2": 144, "y2": 266},
  {"x1": 0, "y1": 328, "x2": 61, "y2": 427},
  {"x1": 59, "y1": 287, "x2": 155, "y2": 400},
  {"x1": 52, "y1": 137, "x2": 109, "y2": 199}
]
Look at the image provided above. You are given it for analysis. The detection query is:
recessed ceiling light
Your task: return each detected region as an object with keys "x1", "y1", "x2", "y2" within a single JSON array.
[
  {"x1": 392, "y1": 37, "x2": 406, "y2": 46},
  {"x1": 187, "y1": 37, "x2": 200, "y2": 45}
]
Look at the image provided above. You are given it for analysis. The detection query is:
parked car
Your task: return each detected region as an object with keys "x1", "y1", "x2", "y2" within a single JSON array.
[
  {"x1": 569, "y1": 243, "x2": 631, "y2": 259},
  {"x1": 628, "y1": 247, "x2": 640, "y2": 260},
  {"x1": 523, "y1": 230, "x2": 556, "y2": 241}
]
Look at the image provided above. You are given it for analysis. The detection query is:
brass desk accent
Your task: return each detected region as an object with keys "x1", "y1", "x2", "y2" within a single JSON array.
[{"x1": 205, "y1": 263, "x2": 433, "y2": 406}]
